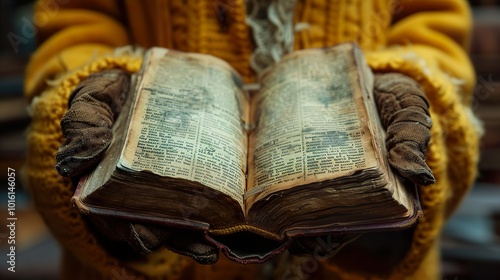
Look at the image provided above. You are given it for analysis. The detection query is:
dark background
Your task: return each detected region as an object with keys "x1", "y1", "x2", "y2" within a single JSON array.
[{"x1": 0, "y1": 0, "x2": 499, "y2": 279}]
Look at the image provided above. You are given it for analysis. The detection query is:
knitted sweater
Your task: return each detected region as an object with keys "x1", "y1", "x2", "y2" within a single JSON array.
[{"x1": 24, "y1": 0, "x2": 480, "y2": 279}]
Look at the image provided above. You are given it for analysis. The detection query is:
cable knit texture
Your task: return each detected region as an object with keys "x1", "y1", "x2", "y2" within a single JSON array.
[{"x1": 25, "y1": 0, "x2": 479, "y2": 279}]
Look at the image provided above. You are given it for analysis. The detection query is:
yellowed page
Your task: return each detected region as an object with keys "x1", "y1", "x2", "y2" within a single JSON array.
[
  {"x1": 120, "y1": 49, "x2": 249, "y2": 208},
  {"x1": 246, "y1": 46, "x2": 377, "y2": 204}
]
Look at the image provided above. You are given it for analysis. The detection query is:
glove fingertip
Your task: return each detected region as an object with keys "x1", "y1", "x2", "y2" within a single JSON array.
[
  {"x1": 189, "y1": 249, "x2": 219, "y2": 265},
  {"x1": 393, "y1": 165, "x2": 436, "y2": 186},
  {"x1": 408, "y1": 169, "x2": 436, "y2": 186},
  {"x1": 55, "y1": 162, "x2": 72, "y2": 177},
  {"x1": 417, "y1": 170, "x2": 436, "y2": 186},
  {"x1": 55, "y1": 152, "x2": 105, "y2": 178},
  {"x1": 164, "y1": 242, "x2": 220, "y2": 265}
]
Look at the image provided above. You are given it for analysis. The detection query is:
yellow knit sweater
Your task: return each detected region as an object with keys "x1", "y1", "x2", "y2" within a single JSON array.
[{"x1": 24, "y1": 0, "x2": 480, "y2": 279}]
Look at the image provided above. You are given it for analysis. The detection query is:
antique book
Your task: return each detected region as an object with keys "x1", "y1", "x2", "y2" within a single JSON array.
[{"x1": 72, "y1": 43, "x2": 422, "y2": 263}]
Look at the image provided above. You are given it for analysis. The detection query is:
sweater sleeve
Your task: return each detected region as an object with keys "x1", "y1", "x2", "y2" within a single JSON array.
[
  {"x1": 23, "y1": 1, "x2": 192, "y2": 278},
  {"x1": 386, "y1": 0, "x2": 475, "y2": 102},
  {"x1": 364, "y1": 0, "x2": 480, "y2": 217},
  {"x1": 321, "y1": 1, "x2": 481, "y2": 278},
  {"x1": 24, "y1": 0, "x2": 130, "y2": 102}
]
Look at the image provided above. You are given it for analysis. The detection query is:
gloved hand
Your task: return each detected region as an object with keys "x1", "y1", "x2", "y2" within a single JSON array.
[
  {"x1": 373, "y1": 72, "x2": 435, "y2": 186},
  {"x1": 56, "y1": 69, "x2": 129, "y2": 177},
  {"x1": 55, "y1": 69, "x2": 219, "y2": 264},
  {"x1": 90, "y1": 215, "x2": 219, "y2": 264},
  {"x1": 289, "y1": 72, "x2": 435, "y2": 259}
]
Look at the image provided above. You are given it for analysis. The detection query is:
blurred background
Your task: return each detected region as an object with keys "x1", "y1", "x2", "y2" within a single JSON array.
[{"x1": 0, "y1": 0, "x2": 499, "y2": 279}]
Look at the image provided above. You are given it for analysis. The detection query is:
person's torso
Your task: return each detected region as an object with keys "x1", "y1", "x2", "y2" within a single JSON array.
[{"x1": 125, "y1": 0, "x2": 395, "y2": 82}]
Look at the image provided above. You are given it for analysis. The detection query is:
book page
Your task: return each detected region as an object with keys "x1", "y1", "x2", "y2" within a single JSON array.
[
  {"x1": 247, "y1": 47, "x2": 378, "y2": 204},
  {"x1": 120, "y1": 50, "x2": 249, "y2": 208}
]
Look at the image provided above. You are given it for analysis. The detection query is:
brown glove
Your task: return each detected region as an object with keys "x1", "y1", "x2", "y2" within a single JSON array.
[
  {"x1": 55, "y1": 69, "x2": 219, "y2": 264},
  {"x1": 374, "y1": 72, "x2": 435, "y2": 186},
  {"x1": 56, "y1": 69, "x2": 129, "y2": 177},
  {"x1": 90, "y1": 216, "x2": 219, "y2": 264}
]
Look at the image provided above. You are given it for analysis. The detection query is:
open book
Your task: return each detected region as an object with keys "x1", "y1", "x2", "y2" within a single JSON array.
[{"x1": 72, "y1": 43, "x2": 421, "y2": 263}]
